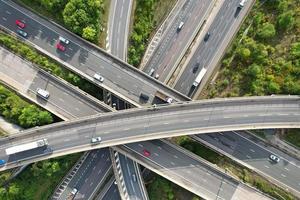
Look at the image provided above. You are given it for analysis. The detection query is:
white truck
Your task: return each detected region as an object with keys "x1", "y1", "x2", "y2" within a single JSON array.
[
  {"x1": 193, "y1": 68, "x2": 207, "y2": 87},
  {"x1": 5, "y1": 139, "x2": 48, "y2": 155}
]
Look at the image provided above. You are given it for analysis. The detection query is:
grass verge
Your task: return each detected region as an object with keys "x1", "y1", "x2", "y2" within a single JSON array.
[
  {"x1": 128, "y1": 0, "x2": 177, "y2": 67},
  {"x1": 282, "y1": 129, "x2": 300, "y2": 148}
]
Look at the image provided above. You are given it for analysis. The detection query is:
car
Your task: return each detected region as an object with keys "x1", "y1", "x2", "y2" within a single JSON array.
[
  {"x1": 177, "y1": 21, "x2": 184, "y2": 32},
  {"x1": 140, "y1": 93, "x2": 149, "y2": 102},
  {"x1": 269, "y1": 154, "x2": 280, "y2": 163},
  {"x1": 56, "y1": 42, "x2": 66, "y2": 51},
  {"x1": 132, "y1": 174, "x2": 137, "y2": 182},
  {"x1": 91, "y1": 136, "x2": 102, "y2": 144},
  {"x1": 192, "y1": 64, "x2": 199, "y2": 74},
  {"x1": 93, "y1": 73, "x2": 104, "y2": 82},
  {"x1": 143, "y1": 149, "x2": 151, "y2": 157},
  {"x1": 16, "y1": 29, "x2": 28, "y2": 37},
  {"x1": 59, "y1": 36, "x2": 70, "y2": 44},
  {"x1": 149, "y1": 68, "x2": 155, "y2": 76},
  {"x1": 204, "y1": 32, "x2": 210, "y2": 41},
  {"x1": 154, "y1": 74, "x2": 159, "y2": 79},
  {"x1": 239, "y1": 0, "x2": 247, "y2": 8},
  {"x1": 36, "y1": 88, "x2": 50, "y2": 99},
  {"x1": 71, "y1": 188, "x2": 78, "y2": 195},
  {"x1": 0, "y1": 159, "x2": 6, "y2": 166},
  {"x1": 15, "y1": 20, "x2": 25, "y2": 28}
]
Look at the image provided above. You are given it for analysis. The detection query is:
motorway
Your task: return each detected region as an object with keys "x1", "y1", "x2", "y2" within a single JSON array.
[
  {"x1": 0, "y1": 48, "x2": 116, "y2": 199},
  {"x1": 194, "y1": 131, "x2": 300, "y2": 195},
  {"x1": 174, "y1": 0, "x2": 253, "y2": 96},
  {"x1": 0, "y1": 96, "x2": 299, "y2": 170},
  {"x1": 107, "y1": 0, "x2": 148, "y2": 199},
  {"x1": 0, "y1": 0, "x2": 189, "y2": 106},
  {"x1": 142, "y1": 0, "x2": 213, "y2": 82},
  {"x1": 115, "y1": 140, "x2": 271, "y2": 200},
  {"x1": 117, "y1": 153, "x2": 147, "y2": 200},
  {"x1": 0, "y1": 47, "x2": 111, "y2": 119},
  {"x1": 53, "y1": 149, "x2": 112, "y2": 200},
  {"x1": 107, "y1": 0, "x2": 132, "y2": 60},
  {"x1": 95, "y1": 177, "x2": 121, "y2": 200}
]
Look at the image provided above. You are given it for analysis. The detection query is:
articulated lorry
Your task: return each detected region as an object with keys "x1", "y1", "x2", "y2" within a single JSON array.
[
  {"x1": 193, "y1": 67, "x2": 207, "y2": 87},
  {"x1": 5, "y1": 139, "x2": 48, "y2": 155}
]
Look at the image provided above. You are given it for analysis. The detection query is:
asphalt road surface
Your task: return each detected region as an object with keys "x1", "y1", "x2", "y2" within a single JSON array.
[
  {"x1": 0, "y1": 96, "x2": 298, "y2": 170},
  {"x1": 0, "y1": 0, "x2": 189, "y2": 105},
  {"x1": 143, "y1": 0, "x2": 213, "y2": 81},
  {"x1": 174, "y1": 0, "x2": 253, "y2": 96},
  {"x1": 116, "y1": 140, "x2": 271, "y2": 200},
  {"x1": 194, "y1": 131, "x2": 300, "y2": 194},
  {"x1": 56, "y1": 149, "x2": 111, "y2": 200}
]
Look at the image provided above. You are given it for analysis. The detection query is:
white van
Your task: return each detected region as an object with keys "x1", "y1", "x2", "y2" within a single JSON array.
[{"x1": 36, "y1": 88, "x2": 50, "y2": 99}]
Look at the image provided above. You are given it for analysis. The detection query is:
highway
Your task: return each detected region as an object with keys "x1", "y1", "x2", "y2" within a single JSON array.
[
  {"x1": 118, "y1": 153, "x2": 147, "y2": 200},
  {"x1": 95, "y1": 177, "x2": 121, "y2": 200},
  {"x1": 0, "y1": 96, "x2": 299, "y2": 170},
  {"x1": 107, "y1": 0, "x2": 132, "y2": 60},
  {"x1": 193, "y1": 131, "x2": 300, "y2": 195},
  {"x1": 0, "y1": 0, "x2": 189, "y2": 106},
  {"x1": 142, "y1": 0, "x2": 214, "y2": 82},
  {"x1": 0, "y1": 47, "x2": 111, "y2": 120},
  {"x1": 107, "y1": 0, "x2": 148, "y2": 199},
  {"x1": 114, "y1": 140, "x2": 271, "y2": 200},
  {"x1": 174, "y1": 0, "x2": 254, "y2": 96},
  {"x1": 53, "y1": 149, "x2": 112, "y2": 200},
  {"x1": 0, "y1": 48, "x2": 116, "y2": 199}
]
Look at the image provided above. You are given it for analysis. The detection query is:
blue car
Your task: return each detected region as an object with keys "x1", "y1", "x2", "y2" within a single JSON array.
[
  {"x1": 0, "y1": 159, "x2": 6, "y2": 166},
  {"x1": 16, "y1": 29, "x2": 28, "y2": 37}
]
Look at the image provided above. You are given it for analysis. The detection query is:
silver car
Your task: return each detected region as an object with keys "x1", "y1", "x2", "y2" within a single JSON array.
[
  {"x1": 59, "y1": 36, "x2": 70, "y2": 44},
  {"x1": 269, "y1": 154, "x2": 280, "y2": 163},
  {"x1": 91, "y1": 136, "x2": 102, "y2": 144}
]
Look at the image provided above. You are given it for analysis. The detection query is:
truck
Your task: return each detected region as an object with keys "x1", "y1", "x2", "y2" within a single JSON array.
[
  {"x1": 193, "y1": 67, "x2": 207, "y2": 87},
  {"x1": 5, "y1": 139, "x2": 48, "y2": 155},
  {"x1": 155, "y1": 91, "x2": 173, "y2": 104}
]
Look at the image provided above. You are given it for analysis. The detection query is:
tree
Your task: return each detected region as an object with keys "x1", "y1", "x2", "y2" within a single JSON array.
[
  {"x1": 277, "y1": 11, "x2": 294, "y2": 31},
  {"x1": 247, "y1": 64, "x2": 262, "y2": 79},
  {"x1": 257, "y1": 23, "x2": 276, "y2": 40},
  {"x1": 238, "y1": 47, "x2": 251, "y2": 60},
  {"x1": 82, "y1": 26, "x2": 97, "y2": 42},
  {"x1": 291, "y1": 42, "x2": 300, "y2": 58},
  {"x1": 18, "y1": 105, "x2": 40, "y2": 128}
]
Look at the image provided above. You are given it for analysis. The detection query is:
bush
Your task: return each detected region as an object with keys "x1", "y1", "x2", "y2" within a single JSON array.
[{"x1": 257, "y1": 22, "x2": 276, "y2": 40}]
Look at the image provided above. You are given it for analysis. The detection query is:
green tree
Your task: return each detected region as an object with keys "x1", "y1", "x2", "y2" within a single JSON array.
[
  {"x1": 277, "y1": 11, "x2": 294, "y2": 31},
  {"x1": 82, "y1": 26, "x2": 97, "y2": 41},
  {"x1": 257, "y1": 22, "x2": 276, "y2": 40},
  {"x1": 291, "y1": 42, "x2": 300, "y2": 58},
  {"x1": 238, "y1": 47, "x2": 251, "y2": 60}
]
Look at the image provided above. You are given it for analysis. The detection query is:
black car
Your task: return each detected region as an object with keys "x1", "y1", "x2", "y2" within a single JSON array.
[
  {"x1": 193, "y1": 63, "x2": 200, "y2": 73},
  {"x1": 17, "y1": 29, "x2": 28, "y2": 37},
  {"x1": 204, "y1": 32, "x2": 210, "y2": 41}
]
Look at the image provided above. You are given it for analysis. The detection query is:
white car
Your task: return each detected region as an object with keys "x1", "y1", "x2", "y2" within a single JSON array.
[
  {"x1": 93, "y1": 73, "x2": 104, "y2": 82},
  {"x1": 269, "y1": 154, "x2": 280, "y2": 163},
  {"x1": 36, "y1": 88, "x2": 50, "y2": 99},
  {"x1": 91, "y1": 136, "x2": 102, "y2": 144},
  {"x1": 71, "y1": 188, "x2": 78, "y2": 195},
  {"x1": 59, "y1": 36, "x2": 70, "y2": 44}
]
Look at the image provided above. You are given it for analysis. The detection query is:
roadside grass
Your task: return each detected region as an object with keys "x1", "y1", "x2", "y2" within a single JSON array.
[
  {"x1": 147, "y1": 175, "x2": 200, "y2": 200},
  {"x1": 282, "y1": 129, "x2": 300, "y2": 148},
  {"x1": 199, "y1": 0, "x2": 300, "y2": 99},
  {"x1": 176, "y1": 137, "x2": 296, "y2": 200},
  {"x1": 251, "y1": 130, "x2": 267, "y2": 139},
  {"x1": 128, "y1": 0, "x2": 177, "y2": 67},
  {"x1": 12, "y1": 154, "x2": 81, "y2": 200},
  {"x1": 98, "y1": 0, "x2": 111, "y2": 48},
  {"x1": 16, "y1": 0, "x2": 65, "y2": 24}
]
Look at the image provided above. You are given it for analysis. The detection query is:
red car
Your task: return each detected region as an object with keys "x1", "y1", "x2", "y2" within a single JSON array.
[
  {"x1": 15, "y1": 20, "x2": 25, "y2": 28},
  {"x1": 56, "y1": 42, "x2": 66, "y2": 51},
  {"x1": 143, "y1": 149, "x2": 151, "y2": 157}
]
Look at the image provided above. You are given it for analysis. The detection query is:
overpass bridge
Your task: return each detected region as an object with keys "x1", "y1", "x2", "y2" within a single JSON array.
[{"x1": 0, "y1": 96, "x2": 299, "y2": 171}]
